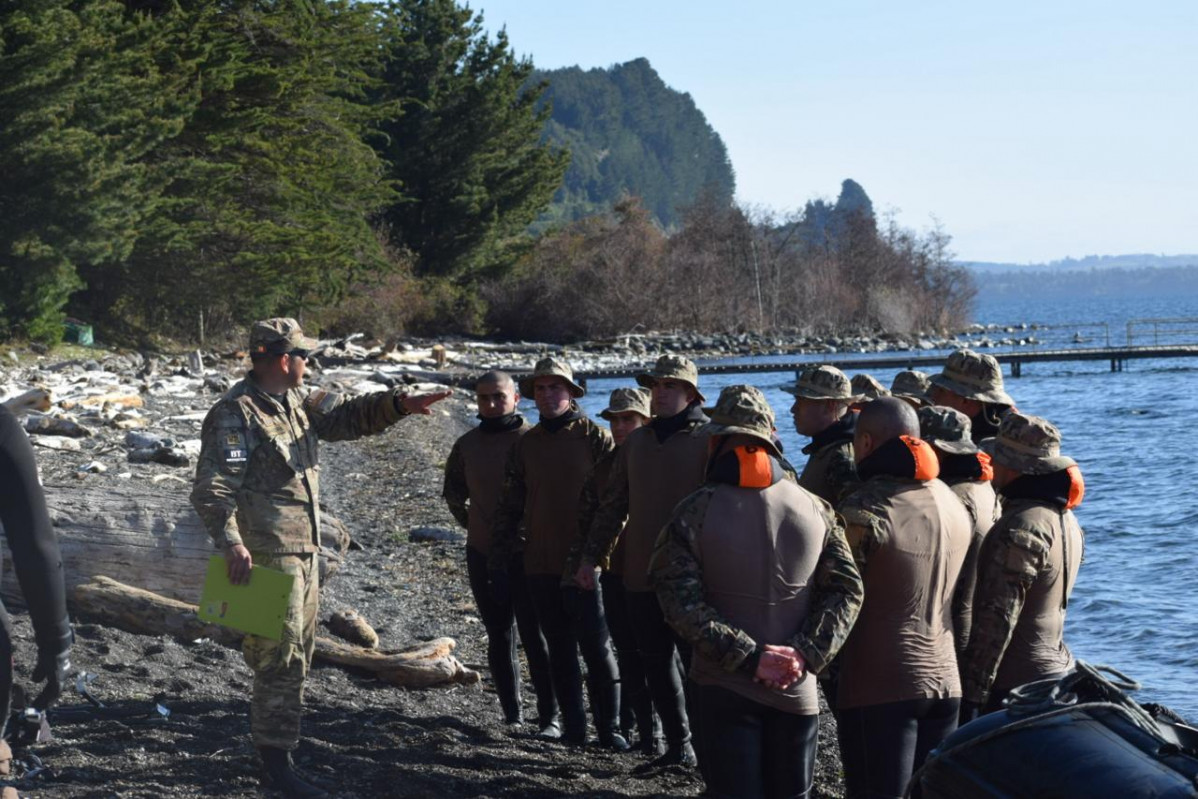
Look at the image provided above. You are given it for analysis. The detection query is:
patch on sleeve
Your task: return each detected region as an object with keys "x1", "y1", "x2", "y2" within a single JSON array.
[
  {"x1": 223, "y1": 431, "x2": 248, "y2": 466},
  {"x1": 305, "y1": 389, "x2": 342, "y2": 414}
]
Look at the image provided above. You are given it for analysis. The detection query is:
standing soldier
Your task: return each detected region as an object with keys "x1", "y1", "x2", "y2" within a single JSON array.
[
  {"x1": 835, "y1": 398, "x2": 972, "y2": 799},
  {"x1": 576, "y1": 354, "x2": 710, "y2": 768},
  {"x1": 961, "y1": 413, "x2": 1084, "y2": 720},
  {"x1": 786, "y1": 365, "x2": 860, "y2": 505},
  {"x1": 490, "y1": 357, "x2": 613, "y2": 745},
  {"x1": 563, "y1": 387, "x2": 653, "y2": 751},
  {"x1": 442, "y1": 371, "x2": 556, "y2": 730},
  {"x1": 918, "y1": 406, "x2": 1002, "y2": 655},
  {"x1": 928, "y1": 349, "x2": 1016, "y2": 442},
  {"x1": 651, "y1": 385, "x2": 864, "y2": 799},
  {"x1": 191, "y1": 318, "x2": 449, "y2": 799}
]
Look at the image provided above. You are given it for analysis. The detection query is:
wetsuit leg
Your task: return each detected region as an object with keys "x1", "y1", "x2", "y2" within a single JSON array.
[
  {"x1": 626, "y1": 590, "x2": 691, "y2": 748},
  {"x1": 602, "y1": 574, "x2": 656, "y2": 743},
  {"x1": 525, "y1": 575, "x2": 586, "y2": 740},
  {"x1": 763, "y1": 709, "x2": 819, "y2": 799},
  {"x1": 564, "y1": 582, "x2": 621, "y2": 741},
  {"x1": 0, "y1": 600, "x2": 12, "y2": 737},
  {"x1": 466, "y1": 546, "x2": 521, "y2": 722},
  {"x1": 510, "y1": 559, "x2": 557, "y2": 726},
  {"x1": 691, "y1": 682, "x2": 763, "y2": 798},
  {"x1": 837, "y1": 700, "x2": 920, "y2": 799},
  {"x1": 910, "y1": 698, "x2": 959, "y2": 799}
]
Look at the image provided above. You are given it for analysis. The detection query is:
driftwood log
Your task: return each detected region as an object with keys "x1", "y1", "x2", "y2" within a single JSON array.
[
  {"x1": 0, "y1": 482, "x2": 349, "y2": 607},
  {"x1": 71, "y1": 576, "x2": 479, "y2": 688}
]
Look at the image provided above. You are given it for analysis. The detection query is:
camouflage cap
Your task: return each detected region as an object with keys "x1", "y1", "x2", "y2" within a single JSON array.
[
  {"x1": 699, "y1": 385, "x2": 780, "y2": 455},
  {"x1": 851, "y1": 373, "x2": 890, "y2": 401},
  {"x1": 891, "y1": 370, "x2": 932, "y2": 406},
  {"x1": 599, "y1": 387, "x2": 652, "y2": 420},
  {"x1": 783, "y1": 365, "x2": 856, "y2": 401},
  {"x1": 929, "y1": 349, "x2": 1014, "y2": 406},
  {"x1": 249, "y1": 317, "x2": 318, "y2": 356},
  {"x1": 985, "y1": 412, "x2": 1075, "y2": 475},
  {"x1": 518, "y1": 356, "x2": 586, "y2": 398},
  {"x1": 636, "y1": 354, "x2": 706, "y2": 403},
  {"x1": 918, "y1": 405, "x2": 979, "y2": 455}
]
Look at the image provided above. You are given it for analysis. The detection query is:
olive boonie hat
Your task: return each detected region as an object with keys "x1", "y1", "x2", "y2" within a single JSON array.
[
  {"x1": 699, "y1": 385, "x2": 780, "y2": 455},
  {"x1": 918, "y1": 406, "x2": 979, "y2": 455},
  {"x1": 600, "y1": 387, "x2": 651, "y2": 420},
  {"x1": 891, "y1": 370, "x2": 932, "y2": 406},
  {"x1": 783, "y1": 365, "x2": 856, "y2": 400},
  {"x1": 985, "y1": 412, "x2": 1075, "y2": 475},
  {"x1": 636, "y1": 354, "x2": 706, "y2": 403},
  {"x1": 929, "y1": 349, "x2": 1014, "y2": 406},
  {"x1": 249, "y1": 317, "x2": 318, "y2": 356},
  {"x1": 518, "y1": 356, "x2": 585, "y2": 398},
  {"x1": 851, "y1": 373, "x2": 890, "y2": 401}
]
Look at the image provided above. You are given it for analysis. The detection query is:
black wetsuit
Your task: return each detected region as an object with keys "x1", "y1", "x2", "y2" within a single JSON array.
[{"x1": 0, "y1": 405, "x2": 72, "y2": 727}]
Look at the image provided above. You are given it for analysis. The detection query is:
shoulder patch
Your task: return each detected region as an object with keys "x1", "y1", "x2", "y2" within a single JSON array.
[
  {"x1": 222, "y1": 430, "x2": 248, "y2": 466},
  {"x1": 305, "y1": 388, "x2": 342, "y2": 414}
]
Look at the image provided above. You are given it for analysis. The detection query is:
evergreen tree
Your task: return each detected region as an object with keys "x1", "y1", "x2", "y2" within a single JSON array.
[{"x1": 372, "y1": 0, "x2": 567, "y2": 282}]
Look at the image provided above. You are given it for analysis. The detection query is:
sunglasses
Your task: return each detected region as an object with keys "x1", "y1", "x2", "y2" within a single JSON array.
[{"x1": 288, "y1": 349, "x2": 310, "y2": 360}]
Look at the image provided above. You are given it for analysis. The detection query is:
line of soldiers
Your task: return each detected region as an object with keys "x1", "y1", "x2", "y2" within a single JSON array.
[{"x1": 444, "y1": 348, "x2": 1086, "y2": 799}]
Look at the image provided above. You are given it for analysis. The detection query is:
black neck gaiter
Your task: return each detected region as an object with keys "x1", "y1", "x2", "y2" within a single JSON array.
[{"x1": 478, "y1": 412, "x2": 524, "y2": 433}]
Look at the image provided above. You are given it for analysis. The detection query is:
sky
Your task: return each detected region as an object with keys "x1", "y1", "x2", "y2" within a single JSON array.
[{"x1": 472, "y1": 0, "x2": 1197, "y2": 264}]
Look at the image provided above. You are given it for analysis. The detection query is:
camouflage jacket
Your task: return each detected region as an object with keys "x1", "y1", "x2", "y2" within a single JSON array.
[
  {"x1": 961, "y1": 497, "x2": 1084, "y2": 703},
  {"x1": 191, "y1": 374, "x2": 409, "y2": 554},
  {"x1": 799, "y1": 438, "x2": 858, "y2": 506},
  {"x1": 649, "y1": 480, "x2": 863, "y2": 677}
]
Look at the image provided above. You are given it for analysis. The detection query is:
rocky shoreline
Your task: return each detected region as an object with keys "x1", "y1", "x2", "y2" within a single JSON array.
[{"x1": 0, "y1": 344, "x2": 852, "y2": 798}]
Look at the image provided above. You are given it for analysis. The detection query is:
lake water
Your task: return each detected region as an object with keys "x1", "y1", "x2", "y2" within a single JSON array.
[{"x1": 572, "y1": 292, "x2": 1198, "y2": 719}]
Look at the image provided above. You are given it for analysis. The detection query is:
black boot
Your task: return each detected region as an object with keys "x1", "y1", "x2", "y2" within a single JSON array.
[
  {"x1": 258, "y1": 746, "x2": 331, "y2": 799},
  {"x1": 536, "y1": 716, "x2": 563, "y2": 741}
]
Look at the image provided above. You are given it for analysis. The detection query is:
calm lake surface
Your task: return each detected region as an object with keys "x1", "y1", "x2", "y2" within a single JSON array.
[{"x1": 573, "y1": 292, "x2": 1198, "y2": 719}]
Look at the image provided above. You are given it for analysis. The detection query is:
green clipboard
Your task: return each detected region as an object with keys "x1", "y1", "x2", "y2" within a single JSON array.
[{"x1": 197, "y1": 555, "x2": 295, "y2": 640}]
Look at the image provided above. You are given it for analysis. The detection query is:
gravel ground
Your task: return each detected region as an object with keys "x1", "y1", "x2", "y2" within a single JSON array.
[{"x1": 3, "y1": 377, "x2": 847, "y2": 798}]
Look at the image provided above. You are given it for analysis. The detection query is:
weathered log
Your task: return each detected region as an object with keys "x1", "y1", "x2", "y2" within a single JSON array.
[
  {"x1": 0, "y1": 482, "x2": 349, "y2": 607},
  {"x1": 70, "y1": 576, "x2": 479, "y2": 688}
]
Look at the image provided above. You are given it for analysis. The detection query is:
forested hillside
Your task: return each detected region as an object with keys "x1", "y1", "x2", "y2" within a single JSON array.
[{"x1": 532, "y1": 58, "x2": 735, "y2": 230}]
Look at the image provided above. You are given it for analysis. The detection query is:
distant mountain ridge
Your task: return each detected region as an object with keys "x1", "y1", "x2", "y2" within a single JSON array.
[
  {"x1": 962, "y1": 253, "x2": 1198, "y2": 275},
  {"x1": 962, "y1": 254, "x2": 1198, "y2": 299}
]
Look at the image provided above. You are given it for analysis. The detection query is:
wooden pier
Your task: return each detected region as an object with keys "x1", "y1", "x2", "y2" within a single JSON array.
[{"x1": 574, "y1": 344, "x2": 1198, "y2": 385}]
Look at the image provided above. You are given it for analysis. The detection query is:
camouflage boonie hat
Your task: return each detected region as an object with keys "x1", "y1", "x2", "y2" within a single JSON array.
[
  {"x1": 984, "y1": 412, "x2": 1075, "y2": 475},
  {"x1": 518, "y1": 356, "x2": 586, "y2": 398},
  {"x1": 929, "y1": 349, "x2": 1013, "y2": 406},
  {"x1": 851, "y1": 373, "x2": 890, "y2": 401},
  {"x1": 699, "y1": 385, "x2": 780, "y2": 455},
  {"x1": 783, "y1": 365, "x2": 856, "y2": 401},
  {"x1": 636, "y1": 354, "x2": 706, "y2": 403},
  {"x1": 600, "y1": 387, "x2": 651, "y2": 420},
  {"x1": 891, "y1": 370, "x2": 932, "y2": 406},
  {"x1": 249, "y1": 317, "x2": 318, "y2": 356},
  {"x1": 918, "y1": 406, "x2": 979, "y2": 455}
]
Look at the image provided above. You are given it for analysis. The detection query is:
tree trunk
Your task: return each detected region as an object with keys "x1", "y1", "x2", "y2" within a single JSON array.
[
  {"x1": 70, "y1": 576, "x2": 479, "y2": 688},
  {"x1": 0, "y1": 482, "x2": 349, "y2": 607}
]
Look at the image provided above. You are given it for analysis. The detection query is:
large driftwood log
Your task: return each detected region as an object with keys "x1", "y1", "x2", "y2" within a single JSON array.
[
  {"x1": 0, "y1": 482, "x2": 349, "y2": 607},
  {"x1": 71, "y1": 576, "x2": 479, "y2": 688}
]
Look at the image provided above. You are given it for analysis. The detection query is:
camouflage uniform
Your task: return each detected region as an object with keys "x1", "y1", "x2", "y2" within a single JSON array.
[
  {"x1": 962, "y1": 413, "x2": 1084, "y2": 707},
  {"x1": 785, "y1": 365, "x2": 860, "y2": 504},
  {"x1": 191, "y1": 318, "x2": 412, "y2": 751}
]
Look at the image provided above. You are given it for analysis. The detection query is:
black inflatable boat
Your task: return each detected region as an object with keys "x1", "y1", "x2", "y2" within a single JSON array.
[{"x1": 918, "y1": 662, "x2": 1198, "y2": 798}]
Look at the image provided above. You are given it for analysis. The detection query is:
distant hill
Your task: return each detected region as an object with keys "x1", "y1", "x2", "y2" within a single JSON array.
[
  {"x1": 530, "y1": 58, "x2": 735, "y2": 230},
  {"x1": 962, "y1": 255, "x2": 1198, "y2": 299}
]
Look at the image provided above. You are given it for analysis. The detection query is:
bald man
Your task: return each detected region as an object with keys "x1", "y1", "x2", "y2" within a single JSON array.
[{"x1": 835, "y1": 398, "x2": 973, "y2": 799}]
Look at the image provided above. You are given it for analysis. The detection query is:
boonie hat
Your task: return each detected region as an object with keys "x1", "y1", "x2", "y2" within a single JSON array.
[
  {"x1": 636, "y1": 354, "x2": 706, "y2": 403},
  {"x1": 918, "y1": 406, "x2": 979, "y2": 455},
  {"x1": 784, "y1": 365, "x2": 856, "y2": 401},
  {"x1": 851, "y1": 373, "x2": 890, "y2": 401},
  {"x1": 985, "y1": 412, "x2": 1075, "y2": 475},
  {"x1": 699, "y1": 385, "x2": 780, "y2": 455},
  {"x1": 929, "y1": 349, "x2": 1014, "y2": 406},
  {"x1": 518, "y1": 356, "x2": 586, "y2": 398},
  {"x1": 600, "y1": 387, "x2": 651, "y2": 420},
  {"x1": 249, "y1": 317, "x2": 318, "y2": 356},
  {"x1": 891, "y1": 370, "x2": 932, "y2": 406}
]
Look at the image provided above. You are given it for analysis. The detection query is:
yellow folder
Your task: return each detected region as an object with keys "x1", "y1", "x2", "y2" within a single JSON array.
[{"x1": 197, "y1": 555, "x2": 295, "y2": 641}]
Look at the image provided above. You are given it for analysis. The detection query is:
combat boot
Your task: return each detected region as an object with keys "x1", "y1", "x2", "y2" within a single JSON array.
[{"x1": 258, "y1": 746, "x2": 331, "y2": 799}]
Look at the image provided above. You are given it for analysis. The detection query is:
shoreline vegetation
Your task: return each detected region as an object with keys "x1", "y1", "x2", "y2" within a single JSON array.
[{"x1": 1, "y1": 1, "x2": 971, "y2": 350}]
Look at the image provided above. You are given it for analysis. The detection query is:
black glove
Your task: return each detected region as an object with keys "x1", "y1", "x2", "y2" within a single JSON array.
[
  {"x1": 31, "y1": 623, "x2": 73, "y2": 711},
  {"x1": 958, "y1": 699, "x2": 982, "y2": 726},
  {"x1": 489, "y1": 568, "x2": 513, "y2": 608}
]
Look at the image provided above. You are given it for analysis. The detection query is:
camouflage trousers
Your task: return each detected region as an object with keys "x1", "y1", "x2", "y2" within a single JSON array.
[{"x1": 242, "y1": 553, "x2": 319, "y2": 750}]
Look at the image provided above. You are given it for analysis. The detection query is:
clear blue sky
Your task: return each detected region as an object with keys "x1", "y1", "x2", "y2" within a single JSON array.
[{"x1": 473, "y1": 0, "x2": 1197, "y2": 264}]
